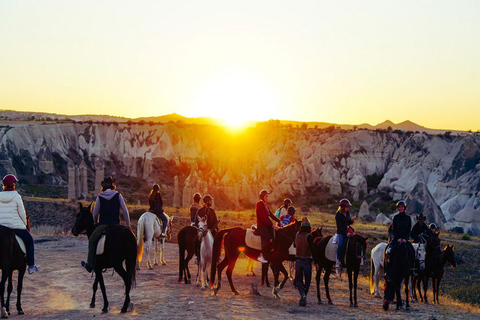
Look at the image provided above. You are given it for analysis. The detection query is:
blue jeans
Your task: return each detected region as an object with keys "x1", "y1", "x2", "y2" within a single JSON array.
[
  {"x1": 152, "y1": 210, "x2": 168, "y2": 232},
  {"x1": 14, "y1": 229, "x2": 34, "y2": 266},
  {"x1": 295, "y1": 259, "x2": 312, "y2": 297},
  {"x1": 336, "y1": 233, "x2": 345, "y2": 261}
]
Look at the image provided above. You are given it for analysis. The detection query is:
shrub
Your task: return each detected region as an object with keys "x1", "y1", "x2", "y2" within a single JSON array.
[{"x1": 462, "y1": 234, "x2": 471, "y2": 240}]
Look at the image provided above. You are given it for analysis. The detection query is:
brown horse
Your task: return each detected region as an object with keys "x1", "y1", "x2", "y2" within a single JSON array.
[
  {"x1": 71, "y1": 203, "x2": 137, "y2": 314},
  {"x1": 0, "y1": 226, "x2": 27, "y2": 318},
  {"x1": 315, "y1": 234, "x2": 368, "y2": 307},
  {"x1": 429, "y1": 244, "x2": 456, "y2": 304},
  {"x1": 210, "y1": 220, "x2": 301, "y2": 297},
  {"x1": 177, "y1": 225, "x2": 197, "y2": 284}
]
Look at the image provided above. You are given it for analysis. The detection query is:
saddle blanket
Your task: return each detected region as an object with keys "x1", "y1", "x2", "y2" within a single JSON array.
[
  {"x1": 96, "y1": 235, "x2": 106, "y2": 255},
  {"x1": 15, "y1": 235, "x2": 26, "y2": 254},
  {"x1": 245, "y1": 229, "x2": 262, "y2": 251},
  {"x1": 325, "y1": 237, "x2": 338, "y2": 262}
]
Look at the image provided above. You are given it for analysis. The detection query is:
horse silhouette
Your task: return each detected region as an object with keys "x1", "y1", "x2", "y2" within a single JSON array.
[{"x1": 383, "y1": 242, "x2": 411, "y2": 311}]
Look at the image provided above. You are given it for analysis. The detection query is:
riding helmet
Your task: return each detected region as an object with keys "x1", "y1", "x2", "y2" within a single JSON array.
[
  {"x1": 2, "y1": 174, "x2": 18, "y2": 187},
  {"x1": 287, "y1": 206, "x2": 296, "y2": 215},
  {"x1": 429, "y1": 223, "x2": 437, "y2": 230},
  {"x1": 259, "y1": 189, "x2": 269, "y2": 200},
  {"x1": 396, "y1": 200, "x2": 407, "y2": 208},
  {"x1": 339, "y1": 198, "x2": 352, "y2": 207},
  {"x1": 152, "y1": 183, "x2": 160, "y2": 190},
  {"x1": 193, "y1": 192, "x2": 201, "y2": 201},
  {"x1": 283, "y1": 198, "x2": 292, "y2": 206},
  {"x1": 203, "y1": 194, "x2": 213, "y2": 203}
]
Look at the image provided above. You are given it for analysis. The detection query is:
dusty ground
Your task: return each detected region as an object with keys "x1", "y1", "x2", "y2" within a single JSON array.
[{"x1": 4, "y1": 235, "x2": 478, "y2": 320}]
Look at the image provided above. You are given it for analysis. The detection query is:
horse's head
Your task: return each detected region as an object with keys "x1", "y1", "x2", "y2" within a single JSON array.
[
  {"x1": 311, "y1": 226, "x2": 323, "y2": 240},
  {"x1": 71, "y1": 202, "x2": 94, "y2": 236},
  {"x1": 444, "y1": 244, "x2": 456, "y2": 268},
  {"x1": 416, "y1": 242, "x2": 427, "y2": 270},
  {"x1": 383, "y1": 280, "x2": 396, "y2": 310},
  {"x1": 197, "y1": 216, "x2": 208, "y2": 239},
  {"x1": 352, "y1": 235, "x2": 368, "y2": 266}
]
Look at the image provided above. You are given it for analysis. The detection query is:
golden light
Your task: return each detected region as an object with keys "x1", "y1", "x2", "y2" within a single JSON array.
[{"x1": 190, "y1": 68, "x2": 280, "y2": 129}]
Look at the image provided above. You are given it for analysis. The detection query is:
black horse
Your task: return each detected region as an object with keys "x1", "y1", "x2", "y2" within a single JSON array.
[
  {"x1": 429, "y1": 244, "x2": 456, "y2": 304},
  {"x1": 383, "y1": 242, "x2": 411, "y2": 311},
  {"x1": 0, "y1": 226, "x2": 27, "y2": 318},
  {"x1": 177, "y1": 225, "x2": 197, "y2": 284},
  {"x1": 315, "y1": 234, "x2": 367, "y2": 307},
  {"x1": 71, "y1": 203, "x2": 137, "y2": 313}
]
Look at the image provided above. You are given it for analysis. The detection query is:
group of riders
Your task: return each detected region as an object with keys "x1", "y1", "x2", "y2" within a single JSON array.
[{"x1": 0, "y1": 172, "x2": 440, "y2": 307}]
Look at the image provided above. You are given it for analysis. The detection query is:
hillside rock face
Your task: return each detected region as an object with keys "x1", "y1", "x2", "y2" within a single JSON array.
[{"x1": 1, "y1": 122, "x2": 479, "y2": 234}]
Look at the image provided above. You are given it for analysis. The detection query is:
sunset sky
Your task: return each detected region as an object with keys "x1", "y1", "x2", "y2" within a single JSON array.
[{"x1": 1, "y1": 1, "x2": 479, "y2": 130}]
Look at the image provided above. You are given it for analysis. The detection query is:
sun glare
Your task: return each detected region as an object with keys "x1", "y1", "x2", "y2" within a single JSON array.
[{"x1": 190, "y1": 68, "x2": 280, "y2": 129}]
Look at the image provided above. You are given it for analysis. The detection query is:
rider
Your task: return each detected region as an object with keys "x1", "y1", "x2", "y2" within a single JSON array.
[
  {"x1": 280, "y1": 205, "x2": 297, "y2": 226},
  {"x1": 190, "y1": 193, "x2": 202, "y2": 226},
  {"x1": 148, "y1": 183, "x2": 168, "y2": 237},
  {"x1": 0, "y1": 174, "x2": 40, "y2": 274},
  {"x1": 294, "y1": 217, "x2": 319, "y2": 307},
  {"x1": 194, "y1": 194, "x2": 218, "y2": 264},
  {"x1": 256, "y1": 189, "x2": 282, "y2": 264},
  {"x1": 335, "y1": 198, "x2": 355, "y2": 273},
  {"x1": 428, "y1": 223, "x2": 438, "y2": 236},
  {"x1": 81, "y1": 176, "x2": 131, "y2": 273},
  {"x1": 385, "y1": 200, "x2": 416, "y2": 278},
  {"x1": 275, "y1": 198, "x2": 292, "y2": 218},
  {"x1": 411, "y1": 213, "x2": 429, "y2": 243}
]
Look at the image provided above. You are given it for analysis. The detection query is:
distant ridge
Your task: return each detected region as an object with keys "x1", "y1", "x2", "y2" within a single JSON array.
[{"x1": 0, "y1": 109, "x2": 462, "y2": 134}]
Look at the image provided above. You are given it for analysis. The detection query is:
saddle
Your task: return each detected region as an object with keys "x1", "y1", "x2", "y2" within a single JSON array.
[
  {"x1": 96, "y1": 225, "x2": 121, "y2": 255},
  {"x1": 245, "y1": 229, "x2": 262, "y2": 250},
  {"x1": 325, "y1": 236, "x2": 349, "y2": 266},
  {"x1": 15, "y1": 235, "x2": 26, "y2": 254}
]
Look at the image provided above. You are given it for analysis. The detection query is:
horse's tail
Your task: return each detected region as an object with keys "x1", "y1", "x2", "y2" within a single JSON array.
[
  {"x1": 125, "y1": 228, "x2": 137, "y2": 287},
  {"x1": 178, "y1": 227, "x2": 186, "y2": 283},
  {"x1": 210, "y1": 228, "x2": 232, "y2": 289},
  {"x1": 136, "y1": 213, "x2": 145, "y2": 263},
  {"x1": 370, "y1": 250, "x2": 375, "y2": 295}
]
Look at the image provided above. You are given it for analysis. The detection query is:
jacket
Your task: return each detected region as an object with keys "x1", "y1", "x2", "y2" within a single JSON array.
[
  {"x1": 0, "y1": 190, "x2": 27, "y2": 230},
  {"x1": 92, "y1": 189, "x2": 130, "y2": 226},
  {"x1": 295, "y1": 232, "x2": 318, "y2": 263},
  {"x1": 335, "y1": 209, "x2": 354, "y2": 236},
  {"x1": 256, "y1": 201, "x2": 280, "y2": 228},
  {"x1": 195, "y1": 206, "x2": 218, "y2": 231},
  {"x1": 392, "y1": 212, "x2": 412, "y2": 241}
]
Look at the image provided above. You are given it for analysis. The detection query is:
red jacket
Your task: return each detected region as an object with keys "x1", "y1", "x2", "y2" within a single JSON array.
[{"x1": 256, "y1": 201, "x2": 280, "y2": 227}]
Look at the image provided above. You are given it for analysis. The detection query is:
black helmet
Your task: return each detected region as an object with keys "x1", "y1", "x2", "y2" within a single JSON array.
[
  {"x1": 429, "y1": 223, "x2": 437, "y2": 230},
  {"x1": 284, "y1": 198, "x2": 292, "y2": 206},
  {"x1": 152, "y1": 183, "x2": 160, "y2": 190},
  {"x1": 339, "y1": 198, "x2": 352, "y2": 207},
  {"x1": 259, "y1": 189, "x2": 269, "y2": 200},
  {"x1": 203, "y1": 194, "x2": 213, "y2": 203},
  {"x1": 193, "y1": 193, "x2": 201, "y2": 201},
  {"x1": 396, "y1": 200, "x2": 407, "y2": 208},
  {"x1": 287, "y1": 206, "x2": 296, "y2": 215}
]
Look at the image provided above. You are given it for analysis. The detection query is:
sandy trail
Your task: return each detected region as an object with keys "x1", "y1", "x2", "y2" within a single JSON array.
[{"x1": 5, "y1": 235, "x2": 477, "y2": 320}]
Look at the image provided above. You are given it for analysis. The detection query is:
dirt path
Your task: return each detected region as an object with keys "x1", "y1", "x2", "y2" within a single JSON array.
[{"x1": 7, "y1": 235, "x2": 478, "y2": 319}]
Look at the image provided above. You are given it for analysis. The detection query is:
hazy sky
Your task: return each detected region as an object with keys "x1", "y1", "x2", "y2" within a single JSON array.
[{"x1": 1, "y1": 1, "x2": 479, "y2": 130}]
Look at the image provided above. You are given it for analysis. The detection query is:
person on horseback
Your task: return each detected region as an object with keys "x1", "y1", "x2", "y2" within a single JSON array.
[
  {"x1": 294, "y1": 217, "x2": 319, "y2": 307},
  {"x1": 428, "y1": 223, "x2": 438, "y2": 236},
  {"x1": 385, "y1": 200, "x2": 416, "y2": 279},
  {"x1": 190, "y1": 192, "x2": 202, "y2": 226},
  {"x1": 280, "y1": 205, "x2": 297, "y2": 226},
  {"x1": 194, "y1": 194, "x2": 218, "y2": 265},
  {"x1": 81, "y1": 176, "x2": 132, "y2": 273},
  {"x1": 411, "y1": 213, "x2": 429, "y2": 243},
  {"x1": 0, "y1": 174, "x2": 40, "y2": 274},
  {"x1": 275, "y1": 198, "x2": 292, "y2": 218},
  {"x1": 148, "y1": 183, "x2": 168, "y2": 237},
  {"x1": 335, "y1": 198, "x2": 355, "y2": 273},
  {"x1": 256, "y1": 189, "x2": 282, "y2": 263}
]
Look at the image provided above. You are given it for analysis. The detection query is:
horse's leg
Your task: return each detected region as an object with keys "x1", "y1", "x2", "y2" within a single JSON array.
[
  {"x1": 432, "y1": 277, "x2": 437, "y2": 304},
  {"x1": 214, "y1": 257, "x2": 229, "y2": 294},
  {"x1": 423, "y1": 276, "x2": 429, "y2": 304},
  {"x1": 316, "y1": 266, "x2": 322, "y2": 304},
  {"x1": 161, "y1": 239, "x2": 166, "y2": 265},
  {"x1": 353, "y1": 268, "x2": 359, "y2": 307},
  {"x1": 97, "y1": 272, "x2": 109, "y2": 313},
  {"x1": 405, "y1": 276, "x2": 410, "y2": 310},
  {"x1": 16, "y1": 268, "x2": 25, "y2": 315},
  {"x1": 261, "y1": 263, "x2": 270, "y2": 287},
  {"x1": 225, "y1": 256, "x2": 240, "y2": 295},
  {"x1": 0, "y1": 271, "x2": 7, "y2": 319},
  {"x1": 288, "y1": 261, "x2": 294, "y2": 281},
  {"x1": 185, "y1": 248, "x2": 194, "y2": 284},
  {"x1": 279, "y1": 263, "x2": 289, "y2": 289},
  {"x1": 153, "y1": 238, "x2": 159, "y2": 266},
  {"x1": 324, "y1": 267, "x2": 333, "y2": 305},
  {"x1": 113, "y1": 265, "x2": 132, "y2": 313},
  {"x1": 348, "y1": 268, "x2": 354, "y2": 307},
  {"x1": 90, "y1": 278, "x2": 98, "y2": 308},
  {"x1": 146, "y1": 238, "x2": 153, "y2": 270},
  {"x1": 5, "y1": 272, "x2": 12, "y2": 315}
]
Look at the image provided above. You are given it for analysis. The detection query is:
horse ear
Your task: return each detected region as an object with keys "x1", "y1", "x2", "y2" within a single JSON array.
[
  {"x1": 88, "y1": 202, "x2": 93, "y2": 212},
  {"x1": 363, "y1": 236, "x2": 369, "y2": 241},
  {"x1": 78, "y1": 202, "x2": 83, "y2": 211}
]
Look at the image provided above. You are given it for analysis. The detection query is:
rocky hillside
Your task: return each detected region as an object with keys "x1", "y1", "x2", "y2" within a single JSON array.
[{"x1": 0, "y1": 120, "x2": 479, "y2": 235}]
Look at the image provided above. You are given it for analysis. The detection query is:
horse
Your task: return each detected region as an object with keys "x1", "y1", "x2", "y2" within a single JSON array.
[
  {"x1": 315, "y1": 234, "x2": 368, "y2": 307},
  {"x1": 177, "y1": 225, "x2": 197, "y2": 284},
  {"x1": 383, "y1": 242, "x2": 411, "y2": 311},
  {"x1": 428, "y1": 244, "x2": 456, "y2": 304},
  {"x1": 0, "y1": 226, "x2": 27, "y2": 318},
  {"x1": 195, "y1": 217, "x2": 214, "y2": 290},
  {"x1": 71, "y1": 203, "x2": 137, "y2": 313},
  {"x1": 370, "y1": 242, "x2": 387, "y2": 298},
  {"x1": 413, "y1": 231, "x2": 441, "y2": 303},
  {"x1": 136, "y1": 211, "x2": 174, "y2": 269},
  {"x1": 210, "y1": 220, "x2": 301, "y2": 297}
]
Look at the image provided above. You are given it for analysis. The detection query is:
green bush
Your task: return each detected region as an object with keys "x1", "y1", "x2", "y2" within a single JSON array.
[{"x1": 462, "y1": 234, "x2": 471, "y2": 240}]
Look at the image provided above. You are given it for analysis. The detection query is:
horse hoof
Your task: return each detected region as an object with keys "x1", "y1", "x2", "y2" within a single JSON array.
[
  {"x1": 90, "y1": 303, "x2": 95, "y2": 308},
  {"x1": 350, "y1": 304, "x2": 354, "y2": 308},
  {"x1": 328, "y1": 301, "x2": 334, "y2": 306},
  {"x1": 375, "y1": 294, "x2": 381, "y2": 299},
  {"x1": 406, "y1": 306, "x2": 411, "y2": 312},
  {"x1": 148, "y1": 266, "x2": 153, "y2": 270},
  {"x1": 354, "y1": 304, "x2": 358, "y2": 308},
  {"x1": 18, "y1": 310, "x2": 24, "y2": 315},
  {"x1": 234, "y1": 291, "x2": 240, "y2": 295},
  {"x1": 102, "y1": 308, "x2": 108, "y2": 313},
  {"x1": 201, "y1": 287, "x2": 206, "y2": 291},
  {"x1": 318, "y1": 300, "x2": 323, "y2": 305}
]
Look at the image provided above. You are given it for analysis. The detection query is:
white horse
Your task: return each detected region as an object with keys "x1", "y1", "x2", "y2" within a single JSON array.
[
  {"x1": 137, "y1": 211, "x2": 174, "y2": 270},
  {"x1": 195, "y1": 217, "x2": 213, "y2": 290},
  {"x1": 370, "y1": 241, "x2": 426, "y2": 299}
]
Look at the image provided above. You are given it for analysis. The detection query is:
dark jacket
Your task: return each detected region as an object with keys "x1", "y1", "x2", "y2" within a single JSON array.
[
  {"x1": 148, "y1": 192, "x2": 164, "y2": 213},
  {"x1": 195, "y1": 206, "x2": 218, "y2": 231},
  {"x1": 392, "y1": 212, "x2": 412, "y2": 241},
  {"x1": 92, "y1": 189, "x2": 130, "y2": 227},
  {"x1": 411, "y1": 221, "x2": 429, "y2": 242},
  {"x1": 190, "y1": 202, "x2": 202, "y2": 223},
  {"x1": 256, "y1": 201, "x2": 280, "y2": 228},
  {"x1": 335, "y1": 209, "x2": 354, "y2": 236}
]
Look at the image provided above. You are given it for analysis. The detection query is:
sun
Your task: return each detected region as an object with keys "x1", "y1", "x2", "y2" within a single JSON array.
[{"x1": 189, "y1": 68, "x2": 280, "y2": 128}]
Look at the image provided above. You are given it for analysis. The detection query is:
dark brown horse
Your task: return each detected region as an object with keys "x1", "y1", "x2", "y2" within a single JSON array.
[
  {"x1": 71, "y1": 203, "x2": 137, "y2": 314},
  {"x1": 315, "y1": 234, "x2": 368, "y2": 307},
  {"x1": 428, "y1": 243, "x2": 456, "y2": 304},
  {"x1": 383, "y1": 242, "x2": 411, "y2": 311},
  {"x1": 177, "y1": 225, "x2": 197, "y2": 284},
  {"x1": 210, "y1": 220, "x2": 301, "y2": 297},
  {"x1": 0, "y1": 226, "x2": 27, "y2": 318}
]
